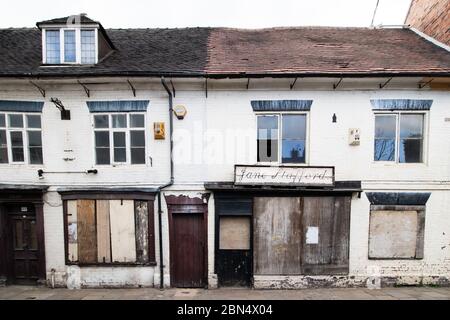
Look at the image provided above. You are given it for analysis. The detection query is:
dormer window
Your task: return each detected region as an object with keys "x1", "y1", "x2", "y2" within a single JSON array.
[
  {"x1": 37, "y1": 14, "x2": 115, "y2": 65},
  {"x1": 43, "y1": 28, "x2": 98, "y2": 64}
]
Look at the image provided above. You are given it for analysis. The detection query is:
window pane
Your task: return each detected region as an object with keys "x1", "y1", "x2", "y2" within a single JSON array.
[
  {"x1": 64, "y1": 30, "x2": 76, "y2": 62},
  {"x1": 114, "y1": 148, "x2": 126, "y2": 162},
  {"x1": 400, "y1": 114, "x2": 423, "y2": 139},
  {"x1": 96, "y1": 148, "x2": 110, "y2": 165},
  {"x1": 45, "y1": 30, "x2": 60, "y2": 64},
  {"x1": 130, "y1": 114, "x2": 145, "y2": 128},
  {"x1": 94, "y1": 115, "x2": 109, "y2": 128},
  {"x1": 130, "y1": 131, "x2": 145, "y2": 147},
  {"x1": 81, "y1": 30, "x2": 96, "y2": 64},
  {"x1": 95, "y1": 131, "x2": 110, "y2": 165},
  {"x1": 282, "y1": 115, "x2": 306, "y2": 140},
  {"x1": 28, "y1": 131, "x2": 43, "y2": 165},
  {"x1": 28, "y1": 131, "x2": 42, "y2": 147},
  {"x1": 95, "y1": 131, "x2": 110, "y2": 147},
  {"x1": 0, "y1": 114, "x2": 5, "y2": 127},
  {"x1": 26, "y1": 115, "x2": 41, "y2": 128},
  {"x1": 112, "y1": 114, "x2": 127, "y2": 128},
  {"x1": 399, "y1": 139, "x2": 422, "y2": 163},
  {"x1": 374, "y1": 139, "x2": 395, "y2": 161},
  {"x1": 257, "y1": 115, "x2": 278, "y2": 162},
  {"x1": 257, "y1": 116, "x2": 278, "y2": 139},
  {"x1": 113, "y1": 132, "x2": 126, "y2": 162},
  {"x1": 29, "y1": 147, "x2": 43, "y2": 164},
  {"x1": 0, "y1": 130, "x2": 8, "y2": 163},
  {"x1": 375, "y1": 115, "x2": 396, "y2": 138},
  {"x1": 113, "y1": 132, "x2": 126, "y2": 147},
  {"x1": 8, "y1": 114, "x2": 23, "y2": 128},
  {"x1": 282, "y1": 140, "x2": 306, "y2": 163},
  {"x1": 131, "y1": 148, "x2": 145, "y2": 164},
  {"x1": 11, "y1": 131, "x2": 23, "y2": 146},
  {"x1": 257, "y1": 139, "x2": 278, "y2": 162},
  {"x1": 11, "y1": 131, "x2": 24, "y2": 162}
]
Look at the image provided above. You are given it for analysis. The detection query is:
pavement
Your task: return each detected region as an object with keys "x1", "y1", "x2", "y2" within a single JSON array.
[{"x1": 1, "y1": 286, "x2": 450, "y2": 300}]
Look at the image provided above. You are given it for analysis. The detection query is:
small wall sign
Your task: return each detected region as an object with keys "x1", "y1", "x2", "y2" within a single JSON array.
[{"x1": 234, "y1": 165, "x2": 335, "y2": 187}]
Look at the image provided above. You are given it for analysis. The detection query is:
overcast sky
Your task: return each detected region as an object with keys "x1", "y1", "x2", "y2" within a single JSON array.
[{"x1": 0, "y1": 0, "x2": 412, "y2": 28}]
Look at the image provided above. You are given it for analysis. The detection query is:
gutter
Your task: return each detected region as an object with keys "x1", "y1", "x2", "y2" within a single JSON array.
[{"x1": 156, "y1": 77, "x2": 175, "y2": 289}]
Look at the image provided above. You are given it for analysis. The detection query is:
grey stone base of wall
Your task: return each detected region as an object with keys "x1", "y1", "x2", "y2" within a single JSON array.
[{"x1": 253, "y1": 275, "x2": 450, "y2": 289}]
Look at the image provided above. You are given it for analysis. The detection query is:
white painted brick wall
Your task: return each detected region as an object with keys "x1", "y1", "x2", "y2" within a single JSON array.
[{"x1": 1, "y1": 79, "x2": 449, "y2": 287}]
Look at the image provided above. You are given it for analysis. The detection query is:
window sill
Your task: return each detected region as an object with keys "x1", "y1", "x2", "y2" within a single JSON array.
[
  {"x1": 371, "y1": 162, "x2": 427, "y2": 167},
  {"x1": 66, "y1": 262, "x2": 157, "y2": 267}
]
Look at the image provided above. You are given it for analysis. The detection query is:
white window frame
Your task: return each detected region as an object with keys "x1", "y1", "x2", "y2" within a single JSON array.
[
  {"x1": 0, "y1": 112, "x2": 43, "y2": 165},
  {"x1": 255, "y1": 111, "x2": 310, "y2": 165},
  {"x1": 373, "y1": 111, "x2": 428, "y2": 165},
  {"x1": 92, "y1": 113, "x2": 147, "y2": 166},
  {"x1": 42, "y1": 27, "x2": 98, "y2": 65}
]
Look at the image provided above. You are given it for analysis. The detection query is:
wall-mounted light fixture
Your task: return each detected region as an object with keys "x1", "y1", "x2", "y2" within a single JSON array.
[
  {"x1": 173, "y1": 105, "x2": 187, "y2": 120},
  {"x1": 50, "y1": 97, "x2": 71, "y2": 120},
  {"x1": 332, "y1": 113, "x2": 337, "y2": 123}
]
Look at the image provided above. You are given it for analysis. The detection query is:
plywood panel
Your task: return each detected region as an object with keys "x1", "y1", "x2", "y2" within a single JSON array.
[
  {"x1": 369, "y1": 210, "x2": 418, "y2": 259},
  {"x1": 254, "y1": 197, "x2": 302, "y2": 275},
  {"x1": 67, "y1": 200, "x2": 78, "y2": 262},
  {"x1": 219, "y1": 216, "x2": 250, "y2": 250},
  {"x1": 77, "y1": 200, "x2": 97, "y2": 263},
  {"x1": 135, "y1": 201, "x2": 149, "y2": 263},
  {"x1": 96, "y1": 200, "x2": 111, "y2": 263},
  {"x1": 109, "y1": 200, "x2": 136, "y2": 262}
]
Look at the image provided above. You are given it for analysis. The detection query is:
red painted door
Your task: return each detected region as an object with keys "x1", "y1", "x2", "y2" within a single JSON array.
[{"x1": 170, "y1": 212, "x2": 206, "y2": 288}]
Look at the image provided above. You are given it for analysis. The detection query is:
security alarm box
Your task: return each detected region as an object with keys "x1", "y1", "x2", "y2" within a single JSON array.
[
  {"x1": 349, "y1": 128, "x2": 360, "y2": 145},
  {"x1": 154, "y1": 122, "x2": 165, "y2": 140}
]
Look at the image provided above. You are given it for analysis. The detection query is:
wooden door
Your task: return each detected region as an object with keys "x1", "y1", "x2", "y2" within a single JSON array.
[
  {"x1": 253, "y1": 197, "x2": 303, "y2": 275},
  {"x1": 8, "y1": 206, "x2": 40, "y2": 284},
  {"x1": 170, "y1": 212, "x2": 206, "y2": 288}
]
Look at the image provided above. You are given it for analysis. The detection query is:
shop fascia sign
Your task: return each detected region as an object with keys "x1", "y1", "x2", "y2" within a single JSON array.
[{"x1": 234, "y1": 165, "x2": 335, "y2": 187}]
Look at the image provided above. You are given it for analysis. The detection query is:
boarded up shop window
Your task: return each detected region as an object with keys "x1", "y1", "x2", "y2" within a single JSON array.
[
  {"x1": 369, "y1": 207, "x2": 425, "y2": 259},
  {"x1": 66, "y1": 199, "x2": 154, "y2": 264},
  {"x1": 219, "y1": 216, "x2": 250, "y2": 250}
]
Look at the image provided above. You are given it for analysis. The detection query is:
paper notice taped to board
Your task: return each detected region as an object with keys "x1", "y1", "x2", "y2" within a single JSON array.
[{"x1": 306, "y1": 226, "x2": 319, "y2": 244}]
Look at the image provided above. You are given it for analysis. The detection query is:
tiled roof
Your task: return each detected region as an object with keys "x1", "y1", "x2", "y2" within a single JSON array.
[{"x1": 0, "y1": 26, "x2": 449, "y2": 78}]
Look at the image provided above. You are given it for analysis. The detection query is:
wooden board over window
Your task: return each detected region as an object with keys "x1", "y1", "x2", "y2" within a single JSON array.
[
  {"x1": 219, "y1": 216, "x2": 251, "y2": 250},
  {"x1": 253, "y1": 196, "x2": 351, "y2": 276},
  {"x1": 110, "y1": 200, "x2": 136, "y2": 263},
  {"x1": 369, "y1": 209, "x2": 423, "y2": 259},
  {"x1": 62, "y1": 195, "x2": 156, "y2": 266}
]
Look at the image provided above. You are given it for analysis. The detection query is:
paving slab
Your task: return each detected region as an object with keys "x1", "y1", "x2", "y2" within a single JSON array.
[{"x1": 1, "y1": 286, "x2": 450, "y2": 300}]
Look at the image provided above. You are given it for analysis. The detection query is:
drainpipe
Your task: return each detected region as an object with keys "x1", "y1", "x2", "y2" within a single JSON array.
[{"x1": 157, "y1": 77, "x2": 175, "y2": 289}]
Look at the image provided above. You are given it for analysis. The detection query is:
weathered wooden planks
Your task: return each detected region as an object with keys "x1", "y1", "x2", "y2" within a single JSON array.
[
  {"x1": 77, "y1": 200, "x2": 97, "y2": 263},
  {"x1": 254, "y1": 197, "x2": 302, "y2": 275},
  {"x1": 253, "y1": 196, "x2": 351, "y2": 276},
  {"x1": 109, "y1": 200, "x2": 136, "y2": 263},
  {"x1": 67, "y1": 200, "x2": 78, "y2": 262},
  {"x1": 135, "y1": 201, "x2": 149, "y2": 263},
  {"x1": 96, "y1": 200, "x2": 111, "y2": 263},
  {"x1": 301, "y1": 196, "x2": 350, "y2": 274}
]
